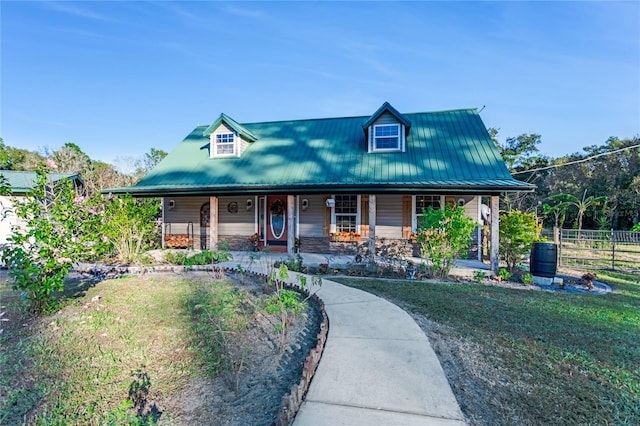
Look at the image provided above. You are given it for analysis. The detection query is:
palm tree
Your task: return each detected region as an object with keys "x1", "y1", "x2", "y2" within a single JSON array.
[{"x1": 551, "y1": 190, "x2": 607, "y2": 238}]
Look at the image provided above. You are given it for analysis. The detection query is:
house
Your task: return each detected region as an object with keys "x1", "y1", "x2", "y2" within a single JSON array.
[
  {"x1": 108, "y1": 102, "x2": 535, "y2": 271},
  {"x1": 0, "y1": 171, "x2": 84, "y2": 245}
]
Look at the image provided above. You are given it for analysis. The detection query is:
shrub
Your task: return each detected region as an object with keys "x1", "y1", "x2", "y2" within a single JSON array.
[
  {"x1": 499, "y1": 210, "x2": 542, "y2": 272},
  {"x1": 497, "y1": 267, "x2": 512, "y2": 281},
  {"x1": 473, "y1": 270, "x2": 486, "y2": 283},
  {"x1": 0, "y1": 164, "x2": 106, "y2": 313},
  {"x1": 164, "y1": 248, "x2": 232, "y2": 266},
  {"x1": 522, "y1": 272, "x2": 534, "y2": 285},
  {"x1": 101, "y1": 194, "x2": 161, "y2": 263},
  {"x1": 415, "y1": 205, "x2": 476, "y2": 278}
]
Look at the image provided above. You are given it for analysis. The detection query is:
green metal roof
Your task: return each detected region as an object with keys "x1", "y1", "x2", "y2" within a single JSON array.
[
  {"x1": 0, "y1": 170, "x2": 82, "y2": 194},
  {"x1": 109, "y1": 105, "x2": 535, "y2": 196}
]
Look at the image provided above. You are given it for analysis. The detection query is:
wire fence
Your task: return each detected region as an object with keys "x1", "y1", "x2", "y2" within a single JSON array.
[{"x1": 556, "y1": 229, "x2": 640, "y2": 272}]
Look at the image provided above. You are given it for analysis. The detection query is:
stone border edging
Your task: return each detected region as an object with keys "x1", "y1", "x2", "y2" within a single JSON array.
[{"x1": 72, "y1": 263, "x2": 329, "y2": 426}]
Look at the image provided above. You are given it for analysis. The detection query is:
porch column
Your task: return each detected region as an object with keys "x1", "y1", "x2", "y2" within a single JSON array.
[
  {"x1": 287, "y1": 195, "x2": 295, "y2": 255},
  {"x1": 209, "y1": 196, "x2": 218, "y2": 251},
  {"x1": 161, "y1": 198, "x2": 166, "y2": 249},
  {"x1": 368, "y1": 194, "x2": 376, "y2": 261},
  {"x1": 490, "y1": 195, "x2": 499, "y2": 273},
  {"x1": 476, "y1": 196, "x2": 482, "y2": 262}
]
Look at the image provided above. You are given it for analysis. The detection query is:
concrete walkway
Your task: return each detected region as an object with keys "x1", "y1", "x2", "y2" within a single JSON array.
[
  {"x1": 293, "y1": 278, "x2": 466, "y2": 425},
  {"x1": 226, "y1": 252, "x2": 469, "y2": 425}
]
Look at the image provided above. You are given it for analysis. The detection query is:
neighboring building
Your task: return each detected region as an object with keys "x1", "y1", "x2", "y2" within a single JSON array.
[
  {"x1": 0, "y1": 171, "x2": 84, "y2": 244},
  {"x1": 108, "y1": 102, "x2": 534, "y2": 270}
]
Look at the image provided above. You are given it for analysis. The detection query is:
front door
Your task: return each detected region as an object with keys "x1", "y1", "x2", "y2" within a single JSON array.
[{"x1": 266, "y1": 195, "x2": 287, "y2": 252}]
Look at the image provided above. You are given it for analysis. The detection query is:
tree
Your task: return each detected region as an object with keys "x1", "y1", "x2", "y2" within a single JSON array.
[
  {"x1": 415, "y1": 205, "x2": 476, "y2": 278},
  {"x1": 542, "y1": 201, "x2": 568, "y2": 230},
  {"x1": 135, "y1": 148, "x2": 167, "y2": 179},
  {"x1": 101, "y1": 193, "x2": 161, "y2": 263},
  {"x1": 499, "y1": 210, "x2": 541, "y2": 272},
  {"x1": 0, "y1": 161, "x2": 106, "y2": 313},
  {"x1": 551, "y1": 190, "x2": 607, "y2": 236}
]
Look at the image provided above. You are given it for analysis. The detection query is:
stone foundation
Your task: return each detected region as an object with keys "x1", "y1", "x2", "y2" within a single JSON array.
[{"x1": 219, "y1": 235, "x2": 255, "y2": 251}]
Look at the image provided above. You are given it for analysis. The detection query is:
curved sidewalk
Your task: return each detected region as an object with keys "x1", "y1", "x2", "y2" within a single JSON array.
[{"x1": 293, "y1": 277, "x2": 466, "y2": 425}]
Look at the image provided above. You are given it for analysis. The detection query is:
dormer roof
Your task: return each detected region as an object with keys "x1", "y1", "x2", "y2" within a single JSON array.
[
  {"x1": 362, "y1": 101, "x2": 411, "y2": 135},
  {"x1": 203, "y1": 113, "x2": 258, "y2": 142}
]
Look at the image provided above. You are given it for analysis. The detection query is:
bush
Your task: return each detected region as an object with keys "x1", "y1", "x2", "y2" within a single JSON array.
[
  {"x1": 0, "y1": 164, "x2": 107, "y2": 313},
  {"x1": 101, "y1": 194, "x2": 161, "y2": 263},
  {"x1": 164, "y1": 249, "x2": 232, "y2": 266},
  {"x1": 499, "y1": 210, "x2": 542, "y2": 272},
  {"x1": 415, "y1": 205, "x2": 476, "y2": 278}
]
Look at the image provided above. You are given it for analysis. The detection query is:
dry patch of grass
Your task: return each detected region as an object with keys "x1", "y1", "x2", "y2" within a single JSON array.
[
  {"x1": 334, "y1": 270, "x2": 640, "y2": 425},
  {"x1": 0, "y1": 272, "x2": 258, "y2": 425}
]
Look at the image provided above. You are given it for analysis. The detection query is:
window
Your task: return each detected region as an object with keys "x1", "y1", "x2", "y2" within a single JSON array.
[
  {"x1": 415, "y1": 195, "x2": 442, "y2": 230},
  {"x1": 416, "y1": 195, "x2": 441, "y2": 216},
  {"x1": 215, "y1": 133, "x2": 235, "y2": 155},
  {"x1": 334, "y1": 194, "x2": 359, "y2": 233},
  {"x1": 373, "y1": 124, "x2": 400, "y2": 151}
]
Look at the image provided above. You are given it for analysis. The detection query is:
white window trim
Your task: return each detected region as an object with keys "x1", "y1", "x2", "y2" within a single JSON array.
[
  {"x1": 412, "y1": 195, "x2": 444, "y2": 231},
  {"x1": 330, "y1": 194, "x2": 361, "y2": 234},
  {"x1": 368, "y1": 123, "x2": 405, "y2": 153},
  {"x1": 211, "y1": 132, "x2": 238, "y2": 158}
]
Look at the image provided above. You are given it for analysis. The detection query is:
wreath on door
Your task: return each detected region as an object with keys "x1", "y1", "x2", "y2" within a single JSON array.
[{"x1": 270, "y1": 199, "x2": 284, "y2": 216}]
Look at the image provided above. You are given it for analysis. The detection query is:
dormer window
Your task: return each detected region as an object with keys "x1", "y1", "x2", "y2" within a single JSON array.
[
  {"x1": 216, "y1": 133, "x2": 236, "y2": 156},
  {"x1": 373, "y1": 124, "x2": 401, "y2": 151},
  {"x1": 363, "y1": 102, "x2": 411, "y2": 153},
  {"x1": 204, "y1": 113, "x2": 258, "y2": 159}
]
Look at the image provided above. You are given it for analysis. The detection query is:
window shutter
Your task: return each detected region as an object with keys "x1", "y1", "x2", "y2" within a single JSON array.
[
  {"x1": 360, "y1": 195, "x2": 369, "y2": 237},
  {"x1": 402, "y1": 195, "x2": 412, "y2": 238}
]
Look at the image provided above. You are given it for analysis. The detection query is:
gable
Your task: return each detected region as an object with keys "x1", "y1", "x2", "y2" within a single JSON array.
[
  {"x1": 203, "y1": 113, "x2": 257, "y2": 158},
  {"x1": 363, "y1": 102, "x2": 412, "y2": 153}
]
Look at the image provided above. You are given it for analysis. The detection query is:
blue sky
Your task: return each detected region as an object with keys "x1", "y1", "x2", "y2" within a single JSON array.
[{"x1": 2, "y1": 1, "x2": 639, "y2": 165}]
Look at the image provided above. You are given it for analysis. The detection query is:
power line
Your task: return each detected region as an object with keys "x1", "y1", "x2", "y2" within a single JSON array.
[{"x1": 512, "y1": 143, "x2": 640, "y2": 175}]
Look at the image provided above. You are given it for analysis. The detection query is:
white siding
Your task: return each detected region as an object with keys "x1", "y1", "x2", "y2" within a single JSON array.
[
  {"x1": 298, "y1": 194, "x2": 325, "y2": 236},
  {"x1": 0, "y1": 195, "x2": 18, "y2": 245},
  {"x1": 211, "y1": 123, "x2": 249, "y2": 157},
  {"x1": 462, "y1": 196, "x2": 480, "y2": 222},
  {"x1": 376, "y1": 194, "x2": 403, "y2": 238},
  {"x1": 218, "y1": 196, "x2": 255, "y2": 236}
]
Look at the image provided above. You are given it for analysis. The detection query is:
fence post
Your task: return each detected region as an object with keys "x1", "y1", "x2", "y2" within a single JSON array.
[
  {"x1": 611, "y1": 228, "x2": 615, "y2": 270},
  {"x1": 558, "y1": 228, "x2": 563, "y2": 267}
]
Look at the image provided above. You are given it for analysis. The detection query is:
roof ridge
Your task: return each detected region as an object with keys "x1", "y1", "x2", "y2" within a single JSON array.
[{"x1": 235, "y1": 108, "x2": 479, "y2": 127}]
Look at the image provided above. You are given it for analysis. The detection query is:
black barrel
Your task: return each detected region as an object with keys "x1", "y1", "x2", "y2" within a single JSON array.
[{"x1": 530, "y1": 242, "x2": 558, "y2": 278}]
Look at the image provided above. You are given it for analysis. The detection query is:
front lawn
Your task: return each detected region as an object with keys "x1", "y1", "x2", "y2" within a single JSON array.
[
  {"x1": 333, "y1": 270, "x2": 640, "y2": 425},
  {"x1": 0, "y1": 271, "x2": 318, "y2": 425}
]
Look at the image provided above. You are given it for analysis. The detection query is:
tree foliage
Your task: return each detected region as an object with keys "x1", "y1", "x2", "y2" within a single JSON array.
[
  {"x1": 416, "y1": 205, "x2": 476, "y2": 278},
  {"x1": 491, "y1": 130, "x2": 640, "y2": 230},
  {"x1": 101, "y1": 193, "x2": 161, "y2": 263},
  {"x1": 499, "y1": 210, "x2": 542, "y2": 272},
  {"x1": 0, "y1": 162, "x2": 107, "y2": 313}
]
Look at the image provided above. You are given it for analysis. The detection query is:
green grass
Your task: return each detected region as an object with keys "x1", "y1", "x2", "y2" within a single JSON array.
[
  {"x1": 0, "y1": 273, "x2": 253, "y2": 425},
  {"x1": 334, "y1": 270, "x2": 640, "y2": 425}
]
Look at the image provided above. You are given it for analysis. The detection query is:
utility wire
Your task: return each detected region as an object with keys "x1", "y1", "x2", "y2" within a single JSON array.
[{"x1": 512, "y1": 143, "x2": 640, "y2": 175}]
